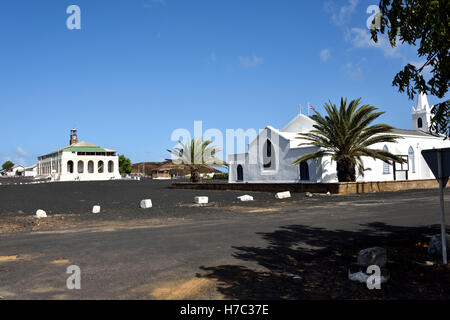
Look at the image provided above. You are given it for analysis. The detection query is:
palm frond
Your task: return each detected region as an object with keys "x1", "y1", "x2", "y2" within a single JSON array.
[{"x1": 293, "y1": 97, "x2": 404, "y2": 181}]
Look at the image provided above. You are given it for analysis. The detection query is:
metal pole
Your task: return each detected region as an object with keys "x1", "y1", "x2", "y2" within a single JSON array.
[{"x1": 437, "y1": 150, "x2": 447, "y2": 264}]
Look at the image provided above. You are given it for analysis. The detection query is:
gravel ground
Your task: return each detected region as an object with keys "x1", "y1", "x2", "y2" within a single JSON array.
[
  {"x1": 2, "y1": 179, "x2": 444, "y2": 219},
  {"x1": 0, "y1": 179, "x2": 289, "y2": 220},
  {"x1": 1, "y1": 178, "x2": 447, "y2": 233}
]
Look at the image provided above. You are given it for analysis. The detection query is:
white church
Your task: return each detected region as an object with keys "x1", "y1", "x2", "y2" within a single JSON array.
[
  {"x1": 228, "y1": 93, "x2": 450, "y2": 183},
  {"x1": 37, "y1": 129, "x2": 121, "y2": 181}
]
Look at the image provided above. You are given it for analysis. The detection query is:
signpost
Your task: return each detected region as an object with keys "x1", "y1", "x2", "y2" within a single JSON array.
[
  {"x1": 422, "y1": 148, "x2": 450, "y2": 264},
  {"x1": 393, "y1": 155, "x2": 409, "y2": 181}
]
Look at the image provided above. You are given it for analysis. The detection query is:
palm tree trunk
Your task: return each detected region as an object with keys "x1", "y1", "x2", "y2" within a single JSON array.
[
  {"x1": 190, "y1": 169, "x2": 201, "y2": 183},
  {"x1": 337, "y1": 158, "x2": 356, "y2": 182}
]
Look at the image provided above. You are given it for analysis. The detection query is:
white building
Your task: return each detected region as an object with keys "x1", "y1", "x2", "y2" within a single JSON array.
[
  {"x1": 24, "y1": 164, "x2": 37, "y2": 177},
  {"x1": 6, "y1": 166, "x2": 24, "y2": 177},
  {"x1": 37, "y1": 129, "x2": 121, "y2": 181},
  {"x1": 228, "y1": 93, "x2": 450, "y2": 183}
]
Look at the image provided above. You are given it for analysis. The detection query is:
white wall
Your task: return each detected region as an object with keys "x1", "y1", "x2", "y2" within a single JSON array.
[
  {"x1": 24, "y1": 167, "x2": 37, "y2": 177},
  {"x1": 229, "y1": 128, "x2": 450, "y2": 183},
  {"x1": 45, "y1": 152, "x2": 122, "y2": 181},
  {"x1": 229, "y1": 128, "x2": 321, "y2": 183}
]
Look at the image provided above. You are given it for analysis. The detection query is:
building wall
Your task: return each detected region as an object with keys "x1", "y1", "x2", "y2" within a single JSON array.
[
  {"x1": 37, "y1": 152, "x2": 121, "y2": 181},
  {"x1": 24, "y1": 168, "x2": 37, "y2": 177},
  {"x1": 228, "y1": 128, "x2": 450, "y2": 183},
  {"x1": 59, "y1": 152, "x2": 121, "y2": 181},
  {"x1": 228, "y1": 128, "x2": 321, "y2": 183},
  {"x1": 174, "y1": 179, "x2": 449, "y2": 194}
]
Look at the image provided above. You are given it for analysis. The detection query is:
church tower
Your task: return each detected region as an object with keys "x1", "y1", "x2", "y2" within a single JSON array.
[
  {"x1": 411, "y1": 92, "x2": 432, "y2": 132},
  {"x1": 70, "y1": 129, "x2": 78, "y2": 145}
]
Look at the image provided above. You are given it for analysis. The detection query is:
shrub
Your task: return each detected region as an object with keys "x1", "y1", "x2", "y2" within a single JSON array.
[{"x1": 213, "y1": 172, "x2": 228, "y2": 180}]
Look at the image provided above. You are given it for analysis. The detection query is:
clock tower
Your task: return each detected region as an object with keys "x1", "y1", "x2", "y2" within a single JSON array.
[{"x1": 70, "y1": 129, "x2": 78, "y2": 145}]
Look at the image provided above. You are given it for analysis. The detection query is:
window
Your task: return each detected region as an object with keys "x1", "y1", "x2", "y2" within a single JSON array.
[
  {"x1": 417, "y1": 117, "x2": 423, "y2": 128},
  {"x1": 98, "y1": 161, "x2": 104, "y2": 173},
  {"x1": 67, "y1": 161, "x2": 74, "y2": 173},
  {"x1": 263, "y1": 139, "x2": 274, "y2": 169},
  {"x1": 299, "y1": 161, "x2": 309, "y2": 181},
  {"x1": 88, "y1": 161, "x2": 94, "y2": 174},
  {"x1": 383, "y1": 145, "x2": 390, "y2": 174},
  {"x1": 77, "y1": 161, "x2": 84, "y2": 174},
  {"x1": 408, "y1": 146, "x2": 415, "y2": 173},
  {"x1": 237, "y1": 165, "x2": 244, "y2": 181},
  {"x1": 108, "y1": 160, "x2": 114, "y2": 173}
]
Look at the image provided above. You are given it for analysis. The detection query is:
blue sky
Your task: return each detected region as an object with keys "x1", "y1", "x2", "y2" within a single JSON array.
[{"x1": 0, "y1": 0, "x2": 442, "y2": 166}]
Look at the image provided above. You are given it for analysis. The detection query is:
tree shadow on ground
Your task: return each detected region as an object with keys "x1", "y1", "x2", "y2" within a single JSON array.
[{"x1": 198, "y1": 223, "x2": 450, "y2": 299}]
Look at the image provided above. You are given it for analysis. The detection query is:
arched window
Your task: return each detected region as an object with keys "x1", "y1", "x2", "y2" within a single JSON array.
[
  {"x1": 263, "y1": 139, "x2": 274, "y2": 169},
  {"x1": 67, "y1": 161, "x2": 74, "y2": 173},
  {"x1": 98, "y1": 161, "x2": 104, "y2": 173},
  {"x1": 408, "y1": 146, "x2": 415, "y2": 173},
  {"x1": 237, "y1": 165, "x2": 244, "y2": 181},
  {"x1": 108, "y1": 160, "x2": 114, "y2": 173},
  {"x1": 88, "y1": 161, "x2": 94, "y2": 174},
  {"x1": 383, "y1": 145, "x2": 390, "y2": 174},
  {"x1": 299, "y1": 161, "x2": 310, "y2": 181},
  {"x1": 417, "y1": 117, "x2": 423, "y2": 128},
  {"x1": 77, "y1": 160, "x2": 84, "y2": 174}
]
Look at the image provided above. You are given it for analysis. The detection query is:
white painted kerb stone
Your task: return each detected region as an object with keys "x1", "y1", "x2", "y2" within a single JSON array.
[
  {"x1": 92, "y1": 205, "x2": 101, "y2": 214},
  {"x1": 140, "y1": 199, "x2": 153, "y2": 209},
  {"x1": 35, "y1": 209, "x2": 47, "y2": 218},
  {"x1": 195, "y1": 196, "x2": 208, "y2": 204},
  {"x1": 275, "y1": 191, "x2": 291, "y2": 199},
  {"x1": 237, "y1": 195, "x2": 254, "y2": 202}
]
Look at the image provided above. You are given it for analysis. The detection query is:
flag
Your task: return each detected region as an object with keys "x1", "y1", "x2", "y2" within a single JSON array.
[{"x1": 308, "y1": 103, "x2": 315, "y2": 111}]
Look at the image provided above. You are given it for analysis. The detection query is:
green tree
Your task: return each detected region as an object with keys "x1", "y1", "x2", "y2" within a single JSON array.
[
  {"x1": 370, "y1": 0, "x2": 449, "y2": 136},
  {"x1": 2, "y1": 161, "x2": 14, "y2": 171},
  {"x1": 118, "y1": 155, "x2": 132, "y2": 175},
  {"x1": 293, "y1": 98, "x2": 405, "y2": 182},
  {"x1": 168, "y1": 138, "x2": 226, "y2": 183}
]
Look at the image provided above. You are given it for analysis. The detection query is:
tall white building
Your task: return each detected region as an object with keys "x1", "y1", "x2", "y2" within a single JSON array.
[
  {"x1": 37, "y1": 129, "x2": 121, "y2": 181},
  {"x1": 228, "y1": 93, "x2": 450, "y2": 183}
]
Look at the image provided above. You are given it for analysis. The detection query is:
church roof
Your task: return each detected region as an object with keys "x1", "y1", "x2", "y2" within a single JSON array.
[
  {"x1": 281, "y1": 113, "x2": 315, "y2": 133},
  {"x1": 391, "y1": 128, "x2": 440, "y2": 137}
]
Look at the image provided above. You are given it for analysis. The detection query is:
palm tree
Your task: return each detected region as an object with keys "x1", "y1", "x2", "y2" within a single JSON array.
[
  {"x1": 293, "y1": 98, "x2": 405, "y2": 182},
  {"x1": 168, "y1": 138, "x2": 226, "y2": 183}
]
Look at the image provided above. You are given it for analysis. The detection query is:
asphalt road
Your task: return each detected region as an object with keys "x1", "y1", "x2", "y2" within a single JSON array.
[{"x1": 0, "y1": 186, "x2": 449, "y2": 299}]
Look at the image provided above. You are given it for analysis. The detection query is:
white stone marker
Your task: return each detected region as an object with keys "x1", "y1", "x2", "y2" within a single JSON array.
[
  {"x1": 140, "y1": 199, "x2": 153, "y2": 209},
  {"x1": 194, "y1": 196, "x2": 209, "y2": 204},
  {"x1": 92, "y1": 205, "x2": 101, "y2": 214},
  {"x1": 35, "y1": 209, "x2": 47, "y2": 218},
  {"x1": 237, "y1": 195, "x2": 254, "y2": 202},
  {"x1": 275, "y1": 191, "x2": 291, "y2": 199}
]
